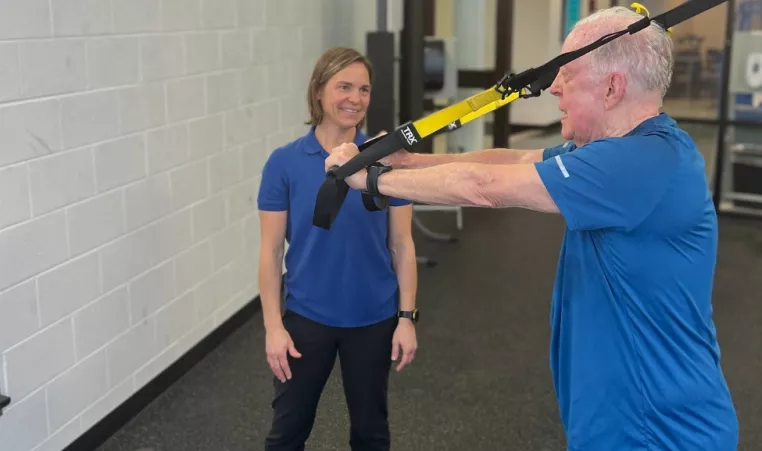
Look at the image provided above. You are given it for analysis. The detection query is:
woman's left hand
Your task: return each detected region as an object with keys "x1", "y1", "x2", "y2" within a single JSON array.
[{"x1": 391, "y1": 319, "x2": 417, "y2": 372}]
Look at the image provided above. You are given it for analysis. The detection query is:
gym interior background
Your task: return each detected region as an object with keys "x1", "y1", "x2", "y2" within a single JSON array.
[{"x1": 0, "y1": 1, "x2": 760, "y2": 450}]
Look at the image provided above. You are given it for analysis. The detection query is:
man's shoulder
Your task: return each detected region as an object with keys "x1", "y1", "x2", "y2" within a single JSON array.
[
  {"x1": 584, "y1": 125, "x2": 691, "y2": 161},
  {"x1": 542, "y1": 141, "x2": 576, "y2": 160},
  {"x1": 627, "y1": 113, "x2": 697, "y2": 149}
]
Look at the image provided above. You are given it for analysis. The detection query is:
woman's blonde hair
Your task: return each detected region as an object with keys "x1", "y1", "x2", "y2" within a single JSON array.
[{"x1": 306, "y1": 47, "x2": 373, "y2": 127}]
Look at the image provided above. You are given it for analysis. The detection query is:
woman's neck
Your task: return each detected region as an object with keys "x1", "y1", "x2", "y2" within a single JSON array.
[{"x1": 314, "y1": 123, "x2": 357, "y2": 153}]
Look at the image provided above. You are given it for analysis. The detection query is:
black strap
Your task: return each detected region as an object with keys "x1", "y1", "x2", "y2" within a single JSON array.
[
  {"x1": 653, "y1": 0, "x2": 726, "y2": 30},
  {"x1": 313, "y1": 133, "x2": 389, "y2": 229},
  {"x1": 363, "y1": 163, "x2": 392, "y2": 212},
  {"x1": 313, "y1": 173, "x2": 350, "y2": 230},
  {"x1": 362, "y1": 191, "x2": 388, "y2": 211}
]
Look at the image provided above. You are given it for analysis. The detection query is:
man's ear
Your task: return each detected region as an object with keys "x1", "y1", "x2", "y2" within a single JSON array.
[{"x1": 604, "y1": 72, "x2": 627, "y2": 110}]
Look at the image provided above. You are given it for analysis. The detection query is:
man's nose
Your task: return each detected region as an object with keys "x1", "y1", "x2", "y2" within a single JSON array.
[{"x1": 548, "y1": 75, "x2": 562, "y2": 96}]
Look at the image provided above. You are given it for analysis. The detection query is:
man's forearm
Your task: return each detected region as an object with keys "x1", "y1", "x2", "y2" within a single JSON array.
[
  {"x1": 400, "y1": 148, "x2": 542, "y2": 169},
  {"x1": 378, "y1": 163, "x2": 492, "y2": 207},
  {"x1": 374, "y1": 160, "x2": 558, "y2": 213}
]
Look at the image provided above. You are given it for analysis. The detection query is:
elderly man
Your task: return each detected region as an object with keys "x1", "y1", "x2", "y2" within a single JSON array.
[{"x1": 325, "y1": 6, "x2": 738, "y2": 451}]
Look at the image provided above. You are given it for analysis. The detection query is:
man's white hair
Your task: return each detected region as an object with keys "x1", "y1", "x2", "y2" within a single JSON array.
[{"x1": 572, "y1": 7, "x2": 674, "y2": 99}]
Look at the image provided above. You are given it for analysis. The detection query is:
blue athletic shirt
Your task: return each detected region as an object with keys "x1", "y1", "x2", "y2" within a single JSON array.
[
  {"x1": 533, "y1": 113, "x2": 738, "y2": 450},
  {"x1": 257, "y1": 126, "x2": 411, "y2": 328}
]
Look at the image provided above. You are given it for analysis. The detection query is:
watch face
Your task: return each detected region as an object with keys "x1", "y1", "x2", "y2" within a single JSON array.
[{"x1": 412, "y1": 309, "x2": 419, "y2": 322}]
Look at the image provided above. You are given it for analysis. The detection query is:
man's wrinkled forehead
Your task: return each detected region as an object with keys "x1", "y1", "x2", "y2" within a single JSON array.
[
  {"x1": 563, "y1": 23, "x2": 604, "y2": 53},
  {"x1": 559, "y1": 30, "x2": 592, "y2": 73}
]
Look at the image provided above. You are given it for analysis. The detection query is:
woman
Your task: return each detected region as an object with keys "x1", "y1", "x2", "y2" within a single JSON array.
[{"x1": 257, "y1": 47, "x2": 419, "y2": 451}]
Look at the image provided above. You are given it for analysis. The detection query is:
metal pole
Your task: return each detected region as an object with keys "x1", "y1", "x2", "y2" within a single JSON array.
[
  {"x1": 712, "y1": 0, "x2": 735, "y2": 211},
  {"x1": 493, "y1": 0, "x2": 514, "y2": 148},
  {"x1": 377, "y1": 0, "x2": 387, "y2": 32}
]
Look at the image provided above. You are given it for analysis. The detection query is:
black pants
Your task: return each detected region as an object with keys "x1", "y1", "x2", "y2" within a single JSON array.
[{"x1": 265, "y1": 309, "x2": 398, "y2": 451}]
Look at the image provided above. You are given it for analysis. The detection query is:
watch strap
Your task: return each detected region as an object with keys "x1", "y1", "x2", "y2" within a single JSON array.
[
  {"x1": 398, "y1": 309, "x2": 419, "y2": 323},
  {"x1": 366, "y1": 163, "x2": 392, "y2": 196}
]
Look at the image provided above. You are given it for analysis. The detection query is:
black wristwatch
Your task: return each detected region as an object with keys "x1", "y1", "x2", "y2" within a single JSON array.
[
  {"x1": 366, "y1": 163, "x2": 393, "y2": 195},
  {"x1": 398, "y1": 309, "x2": 419, "y2": 323}
]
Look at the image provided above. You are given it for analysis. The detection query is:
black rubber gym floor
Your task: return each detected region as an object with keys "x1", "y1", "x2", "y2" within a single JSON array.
[{"x1": 94, "y1": 208, "x2": 761, "y2": 451}]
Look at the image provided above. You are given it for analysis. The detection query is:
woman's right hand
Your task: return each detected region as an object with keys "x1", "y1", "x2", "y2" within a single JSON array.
[{"x1": 265, "y1": 326, "x2": 302, "y2": 383}]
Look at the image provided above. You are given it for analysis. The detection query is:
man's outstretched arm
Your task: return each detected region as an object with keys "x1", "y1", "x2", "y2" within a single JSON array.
[
  {"x1": 375, "y1": 162, "x2": 559, "y2": 213},
  {"x1": 389, "y1": 147, "x2": 545, "y2": 170}
]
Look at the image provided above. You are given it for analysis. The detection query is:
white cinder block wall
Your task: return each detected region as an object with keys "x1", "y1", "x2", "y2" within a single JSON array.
[{"x1": 0, "y1": 1, "x2": 401, "y2": 450}]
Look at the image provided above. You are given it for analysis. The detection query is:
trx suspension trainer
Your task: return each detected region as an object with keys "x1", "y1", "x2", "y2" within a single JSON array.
[{"x1": 313, "y1": 0, "x2": 728, "y2": 230}]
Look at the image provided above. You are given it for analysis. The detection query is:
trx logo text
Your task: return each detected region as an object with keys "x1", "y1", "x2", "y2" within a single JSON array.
[{"x1": 401, "y1": 126, "x2": 417, "y2": 146}]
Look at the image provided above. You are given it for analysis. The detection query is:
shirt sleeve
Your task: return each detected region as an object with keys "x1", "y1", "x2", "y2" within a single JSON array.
[
  {"x1": 542, "y1": 142, "x2": 574, "y2": 161},
  {"x1": 389, "y1": 196, "x2": 412, "y2": 207},
  {"x1": 534, "y1": 136, "x2": 679, "y2": 231},
  {"x1": 257, "y1": 149, "x2": 289, "y2": 211}
]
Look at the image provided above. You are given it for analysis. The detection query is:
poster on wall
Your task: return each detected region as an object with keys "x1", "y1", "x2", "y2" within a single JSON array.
[{"x1": 562, "y1": 0, "x2": 582, "y2": 40}]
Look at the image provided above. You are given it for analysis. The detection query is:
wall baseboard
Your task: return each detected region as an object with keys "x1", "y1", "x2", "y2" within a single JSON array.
[
  {"x1": 64, "y1": 296, "x2": 262, "y2": 451},
  {"x1": 0, "y1": 394, "x2": 10, "y2": 416}
]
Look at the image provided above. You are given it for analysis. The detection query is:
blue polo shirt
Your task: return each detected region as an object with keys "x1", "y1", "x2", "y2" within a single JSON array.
[
  {"x1": 257, "y1": 126, "x2": 411, "y2": 328},
  {"x1": 534, "y1": 114, "x2": 738, "y2": 450}
]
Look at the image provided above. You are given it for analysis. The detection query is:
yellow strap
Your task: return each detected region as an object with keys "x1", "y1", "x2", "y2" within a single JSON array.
[
  {"x1": 409, "y1": 86, "x2": 520, "y2": 138},
  {"x1": 457, "y1": 91, "x2": 522, "y2": 127}
]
